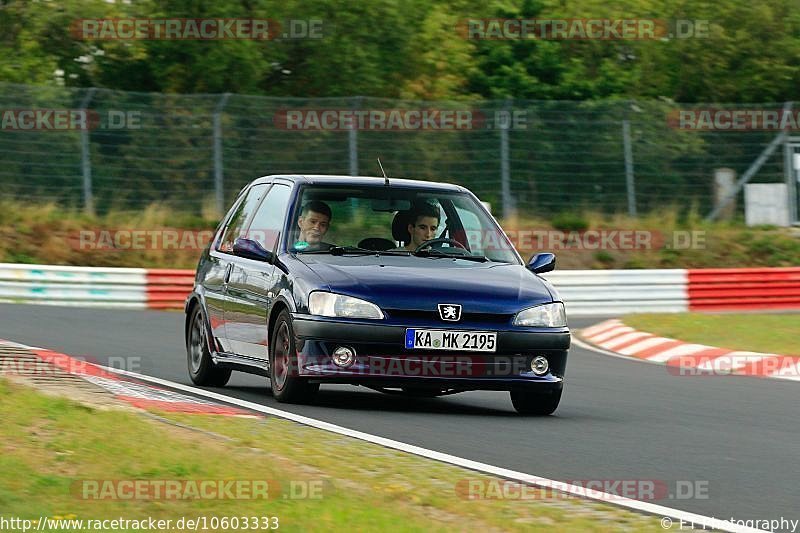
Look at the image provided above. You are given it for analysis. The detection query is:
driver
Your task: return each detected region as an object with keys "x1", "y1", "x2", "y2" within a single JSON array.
[
  {"x1": 401, "y1": 201, "x2": 440, "y2": 251},
  {"x1": 295, "y1": 200, "x2": 334, "y2": 251}
]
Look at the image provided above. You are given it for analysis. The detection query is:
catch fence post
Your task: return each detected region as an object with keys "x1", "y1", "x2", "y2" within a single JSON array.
[
  {"x1": 213, "y1": 92, "x2": 231, "y2": 216},
  {"x1": 80, "y1": 87, "x2": 97, "y2": 215}
]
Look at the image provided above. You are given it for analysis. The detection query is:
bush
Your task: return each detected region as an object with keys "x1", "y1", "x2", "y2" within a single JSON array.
[{"x1": 551, "y1": 212, "x2": 589, "y2": 232}]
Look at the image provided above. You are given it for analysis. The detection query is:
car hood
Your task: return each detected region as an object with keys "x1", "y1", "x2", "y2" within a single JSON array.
[{"x1": 296, "y1": 254, "x2": 555, "y2": 314}]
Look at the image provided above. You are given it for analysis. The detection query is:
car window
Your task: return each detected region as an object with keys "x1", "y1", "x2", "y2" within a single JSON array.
[
  {"x1": 287, "y1": 185, "x2": 520, "y2": 263},
  {"x1": 453, "y1": 198, "x2": 515, "y2": 258},
  {"x1": 216, "y1": 184, "x2": 269, "y2": 253},
  {"x1": 245, "y1": 184, "x2": 292, "y2": 251},
  {"x1": 455, "y1": 205, "x2": 481, "y2": 249}
]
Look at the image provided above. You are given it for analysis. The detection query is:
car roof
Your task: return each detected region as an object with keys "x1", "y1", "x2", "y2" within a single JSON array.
[{"x1": 251, "y1": 174, "x2": 466, "y2": 192}]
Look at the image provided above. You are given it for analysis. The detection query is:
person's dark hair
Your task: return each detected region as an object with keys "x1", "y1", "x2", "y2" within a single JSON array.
[
  {"x1": 301, "y1": 200, "x2": 332, "y2": 220},
  {"x1": 408, "y1": 201, "x2": 440, "y2": 225}
]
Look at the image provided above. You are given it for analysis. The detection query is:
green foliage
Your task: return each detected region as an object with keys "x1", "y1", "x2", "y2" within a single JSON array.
[
  {"x1": 551, "y1": 212, "x2": 589, "y2": 231},
  {"x1": 0, "y1": 0, "x2": 797, "y2": 102},
  {"x1": 466, "y1": 0, "x2": 800, "y2": 102},
  {"x1": 593, "y1": 250, "x2": 615, "y2": 266}
]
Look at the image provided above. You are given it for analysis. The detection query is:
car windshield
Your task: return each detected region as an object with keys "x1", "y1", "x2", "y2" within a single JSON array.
[{"x1": 287, "y1": 184, "x2": 521, "y2": 264}]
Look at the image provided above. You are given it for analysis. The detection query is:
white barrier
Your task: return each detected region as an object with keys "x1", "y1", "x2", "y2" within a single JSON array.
[
  {"x1": 542, "y1": 269, "x2": 688, "y2": 315},
  {"x1": 0, "y1": 263, "x2": 148, "y2": 308}
]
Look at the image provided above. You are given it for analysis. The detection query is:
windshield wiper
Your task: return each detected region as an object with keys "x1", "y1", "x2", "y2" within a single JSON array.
[
  {"x1": 299, "y1": 246, "x2": 371, "y2": 255},
  {"x1": 301, "y1": 246, "x2": 410, "y2": 256},
  {"x1": 413, "y1": 249, "x2": 489, "y2": 262}
]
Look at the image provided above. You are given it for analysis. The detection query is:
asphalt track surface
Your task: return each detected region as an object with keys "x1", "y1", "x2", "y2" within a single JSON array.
[{"x1": 2, "y1": 303, "x2": 799, "y2": 529}]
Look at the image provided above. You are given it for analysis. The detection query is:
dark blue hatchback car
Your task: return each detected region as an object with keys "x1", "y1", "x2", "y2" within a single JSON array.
[{"x1": 185, "y1": 175, "x2": 570, "y2": 415}]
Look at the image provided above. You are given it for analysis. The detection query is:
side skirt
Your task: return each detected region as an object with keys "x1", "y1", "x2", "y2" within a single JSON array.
[{"x1": 212, "y1": 351, "x2": 270, "y2": 377}]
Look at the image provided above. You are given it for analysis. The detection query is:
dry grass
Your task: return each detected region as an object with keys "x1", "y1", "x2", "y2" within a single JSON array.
[
  {"x1": 0, "y1": 200, "x2": 217, "y2": 269},
  {"x1": 1, "y1": 201, "x2": 799, "y2": 269},
  {"x1": 503, "y1": 207, "x2": 800, "y2": 269}
]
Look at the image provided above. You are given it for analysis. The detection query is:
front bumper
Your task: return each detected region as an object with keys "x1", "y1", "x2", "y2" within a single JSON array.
[{"x1": 291, "y1": 314, "x2": 570, "y2": 391}]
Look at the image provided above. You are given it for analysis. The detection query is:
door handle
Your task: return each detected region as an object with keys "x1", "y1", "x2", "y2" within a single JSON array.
[{"x1": 224, "y1": 263, "x2": 233, "y2": 284}]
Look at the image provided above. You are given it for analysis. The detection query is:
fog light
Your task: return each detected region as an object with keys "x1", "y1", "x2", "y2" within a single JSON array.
[
  {"x1": 332, "y1": 346, "x2": 356, "y2": 368},
  {"x1": 530, "y1": 356, "x2": 549, "y2": 376}
]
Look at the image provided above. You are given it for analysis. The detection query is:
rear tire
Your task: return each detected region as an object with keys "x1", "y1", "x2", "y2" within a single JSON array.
[
  {"x1": 270, "y1": 311, "x2": 319, "y2": 403},
  {"x1": 186, "y1": 305, "x2": 231, "y2": 387},
  {"x1": 510, "y1": 388, "x2": 562, "y2": 416}
]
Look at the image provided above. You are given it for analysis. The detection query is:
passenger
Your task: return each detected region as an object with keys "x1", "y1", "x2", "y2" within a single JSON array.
[{"x1": 295, "y1": 200, "x2": 333, "y2": 251}]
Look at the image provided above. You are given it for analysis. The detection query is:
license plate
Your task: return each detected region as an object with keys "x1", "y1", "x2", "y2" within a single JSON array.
[{"x1": 405, "y1": 329, "x2": 497, "y2": 352}]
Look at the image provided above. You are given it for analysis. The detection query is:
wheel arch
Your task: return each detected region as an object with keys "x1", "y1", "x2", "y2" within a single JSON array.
[
  {"x1": 184, "y1": 294, "x2": 202, "y2": 346},
  {"x1": 184, "y1": 292, "x2": 216, "y2": 353},
  {"x1": 267, "y1": 297, "x2": 293, "y2": 350}
]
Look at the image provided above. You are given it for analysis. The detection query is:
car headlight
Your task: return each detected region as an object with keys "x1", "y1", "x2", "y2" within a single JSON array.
[
  {"x1": 308, "y1": 292, "x2": 384, "y2": 319},
  {"x1": 513, "y1": 302, "x2": 567, "y2": 327}
]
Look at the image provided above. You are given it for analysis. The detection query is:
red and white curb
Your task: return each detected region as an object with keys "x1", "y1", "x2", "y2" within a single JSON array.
[
  {"x1": 580, "y1": 320, "x2": 800, "y2": 381},
  {"x1": 0, "y1": 339, "x2": 254, "y2": 416}
]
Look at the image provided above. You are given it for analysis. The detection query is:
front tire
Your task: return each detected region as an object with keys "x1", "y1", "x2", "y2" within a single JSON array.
[
  {"x1": 510, "y1": 388, "x2": 562, "y2": 416},
  {"x1": 186, "y1": 306, "x2": 231, "y2": 387},
  {"x1": 270, "y1": 311, "x2": 319, "y2": 403}
]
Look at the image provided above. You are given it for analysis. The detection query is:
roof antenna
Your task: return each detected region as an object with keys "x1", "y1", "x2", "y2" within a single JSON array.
[{"x1": 377, "y1": 158, "x2": 389, "y2": 186}]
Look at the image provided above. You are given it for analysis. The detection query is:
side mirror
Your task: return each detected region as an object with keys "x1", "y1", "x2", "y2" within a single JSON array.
[
  {"x1": 233, "y1": 238, "x2": 275, "y2": 263},
  {"x1": 527, "y1": 252, "x2": 556, "y2": 274}
]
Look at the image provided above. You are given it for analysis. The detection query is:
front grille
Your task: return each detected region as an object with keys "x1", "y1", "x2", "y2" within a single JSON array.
[{"x1": 384, "y1": 309, "x2": 513, "y2": 325}]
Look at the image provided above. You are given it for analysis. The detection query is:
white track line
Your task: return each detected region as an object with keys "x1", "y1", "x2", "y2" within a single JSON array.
[
  {"x1": 6, "y1": 339, "x2": 766, "y2": 533},
  {"x1": 106, "y1": 368, "x2": 759, "y2": 532}
]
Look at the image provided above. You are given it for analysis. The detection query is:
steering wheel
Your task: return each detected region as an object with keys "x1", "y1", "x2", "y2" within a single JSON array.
[{"x1": 414, "y1": 238, "x2": 468, "y2": 253}]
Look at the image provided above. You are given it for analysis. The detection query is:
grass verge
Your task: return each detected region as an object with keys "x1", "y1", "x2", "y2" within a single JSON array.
[
  {"x1": 0, "y1": 377, "x2": 670, "y2": 532},
  {"x1": 624, "y1": 313, "x2": 800, "y2": 356}
]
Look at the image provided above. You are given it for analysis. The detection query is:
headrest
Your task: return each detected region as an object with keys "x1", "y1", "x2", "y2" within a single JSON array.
[{"x1": 391, "y1": 210, "x2": 411, "y2": 243}]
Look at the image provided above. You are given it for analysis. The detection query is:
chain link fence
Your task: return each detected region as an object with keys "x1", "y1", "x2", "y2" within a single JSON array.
[{"x1": 0, "y1": 82, "x2": 795, "y2": 219}]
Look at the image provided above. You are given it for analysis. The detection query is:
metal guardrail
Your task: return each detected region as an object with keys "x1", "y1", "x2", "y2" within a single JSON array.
[
  {"x1": 544, "y1": 270, "x2": 688, "y2": 315},
  {"x1": 2, "y1": 263, "x2": 798, "y2": 315},
  {"x1": 0, "y1": 263, "x2": 148, "y2": 307},
  {"x1": 0, "y1": 263, "x2": 190, "y2": 309}
]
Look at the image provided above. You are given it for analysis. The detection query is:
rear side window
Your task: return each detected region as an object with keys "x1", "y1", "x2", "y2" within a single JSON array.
[{"x1": 217, "y1": 184, "x2": 269, "y2": 253}]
